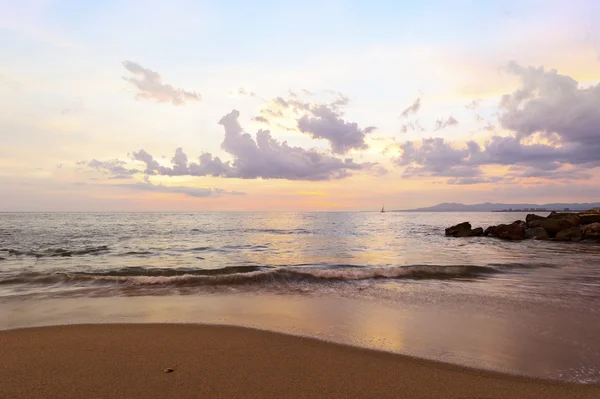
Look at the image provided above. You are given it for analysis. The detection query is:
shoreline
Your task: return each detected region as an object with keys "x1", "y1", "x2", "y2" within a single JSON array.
[
  {"x1": 1, "y1": 323, "x2": 598, "y2": 399},
  {"x1": 3, "y1": 292, "x2": 599, "y2": 385}
]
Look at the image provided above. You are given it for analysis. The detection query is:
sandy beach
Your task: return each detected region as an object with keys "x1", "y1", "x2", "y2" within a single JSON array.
[{"x1": 0, "y1": 324, "x2": 598, "y2": 399}]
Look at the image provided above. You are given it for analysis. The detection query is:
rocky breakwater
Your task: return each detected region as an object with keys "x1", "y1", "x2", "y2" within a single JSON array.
[{"x1": 445, "y1": 208, "x2": 600, "y2": 243}]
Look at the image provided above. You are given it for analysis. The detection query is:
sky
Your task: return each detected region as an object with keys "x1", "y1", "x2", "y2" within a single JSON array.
[{"x1": 1, "y1": 0, "x2": 599, "y2": 211}]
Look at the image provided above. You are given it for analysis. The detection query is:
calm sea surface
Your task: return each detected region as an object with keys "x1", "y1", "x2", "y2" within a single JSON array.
[{"x1": 1, "y1": 212, "x2": 600, "y2": 383}]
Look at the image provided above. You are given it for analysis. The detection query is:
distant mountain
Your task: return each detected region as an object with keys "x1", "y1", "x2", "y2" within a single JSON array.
[{"x1": 398, "y1": 202, "x2": 600, "y2": 212}]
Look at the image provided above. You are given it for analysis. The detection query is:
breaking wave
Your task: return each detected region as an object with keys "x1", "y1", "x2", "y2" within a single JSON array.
[{"x1": 0, "y1": 264, "x2": 499, "y2": 288}]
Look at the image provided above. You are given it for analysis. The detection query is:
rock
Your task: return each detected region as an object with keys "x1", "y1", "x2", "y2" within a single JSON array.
[
  {"x1": 471, "y1": 227, "x2": 484, "y2": 236},
  {"x1": 580, "y1": 214, "x2": 600, "y2": 225},
  {"x1": 581, "y1": 223, "x2": 600, "y2": 239},
  {"x1": 445, "y1": 222, "x2": 472, "y2": 237},
  {"x1": 525, "y1": 227, "x2": 549, "y2": 240},
  {"x1": 487, "y1": 221, "x2": 527, "y2": 240},
  {"x1": 483, "y1": 226, "x2": 493, "y2": 236},
  {"x1": 529, "y1": 218, "x2": 574, "y2": 237},
  {"x1": 578, "y1": 209, "x2": 600, "y2": 225},
  {"x1": 526, "y1": 214, "x2": 545, "y2": 224},
  {"x1": 554, "y1": 226, "x2": 582, "y2": 242},
  {"x1": 547, "y1": 211, "x2": 580, "y2": 227},
  {"x1": 163, "y1": 368, "x2": 174, "y2": 373},
  {"x1": 0, "y1": 257, "x2": 5, "y2": 261}
]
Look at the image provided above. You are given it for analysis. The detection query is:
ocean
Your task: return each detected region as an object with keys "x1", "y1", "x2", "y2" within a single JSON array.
[{"x1": 1, "y1": 211, "x2": 600, "y2": 383}]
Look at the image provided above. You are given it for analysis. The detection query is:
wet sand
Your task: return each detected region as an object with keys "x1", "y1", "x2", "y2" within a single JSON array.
[{"x1": 0, "y1": 324, "x2": 598, "y2": 399}]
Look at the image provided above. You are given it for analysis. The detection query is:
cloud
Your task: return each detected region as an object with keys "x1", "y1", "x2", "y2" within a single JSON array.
[
  {"x1": 434, "y1": 116, "x2": 459, "y2": 130},
  {"x1": 465, "y1": 99, "x2": 481, "y2": 110},
  {"x1": 122, "y1": 61, "x2": 201, "y2": 105},
  {"x1": 400, "y1": 97, "x2": 421, "y2": 118},
  {"x1": 397, "y1": 138, "x2": 479, "y2": 178},
  {"x1": 400, "y1": 120, "x2": 425, "y2": 134},
  {"x1": 397, "y1": 135, "x2": 595, "y2": 182},
  {"x1": 116, "y1": 182, "x2": 245, "y2": 198},
  {"x1": 260, "y1": 108, "x2": 284, "y2": 118},
  {"x1": 236, "y1": 88, "x2": 255, "y2": 97},
  {"x1": 217, "y1": 110, "x2": 370, "y2": 179},
  {"x1": 87, "y1": 159, "x2": 141, "y2": 177},
  {"x1": 90, "y1": 110, "x2": 374, "y2": 181},
  {"x1": 499, "y1": 61, "x2": 600, "y2": 162},
  {"x1": 395, "y1": 62, "x2": 600, "y2": 184},
  {"x1": 482, "y1": 122, "x2": 496, "y2": 132},
  {"x1": 446, "y1": 176, "x2": 505, "y2": 185},
  {"x1": 252, "y1": 116, "x2": 270, "y2": 124},
  {"x1": 297, "y1": 105, "x2": 374, "y2": 154},
  {"x1": 255, "y1": 92, "x2": 375, "y2": 155}
]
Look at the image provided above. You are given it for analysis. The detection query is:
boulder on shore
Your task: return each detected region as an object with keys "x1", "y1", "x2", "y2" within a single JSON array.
[
  {"x1": 554, "y1": 226, "x2": 582, "y2": 242},
  {"x1": 445, "y1": 222, "x2": 476, "y2": 237},
  {"x1": 446, "y1": 208, "x2": 600, "y2": 243},
  {"x1": 445, "y1": 222, "x2": 485, "y2": 237},
  {"x1": 529, "y1": 218, "x2": 575, "y2": 237},
  {"x1": 526, "y1": 214, "x2": 545, "y2": 224},
  {"x1": 471, "y1": 227, "x2": 484, "y2": 236},
  {"x1": 582, "y1": 223, "x2": 600, "y2": 239},
  {"x1": 525, "y1": 227, "x2": 549, "y2": 240},
  {"x1": 578, "y1": 209, "x2": 600, "y2": 225},
  {"x1": 487, "y1": 221, "x2": 527, "y2": 240},
  {"x1": 547, "y1": 211, "x2": 580, "y2": 226}
]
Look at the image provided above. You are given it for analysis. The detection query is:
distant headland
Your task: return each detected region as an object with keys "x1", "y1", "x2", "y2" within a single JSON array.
[{"x1": 396, "y1": 202, "x2": 600, "y2": 212}]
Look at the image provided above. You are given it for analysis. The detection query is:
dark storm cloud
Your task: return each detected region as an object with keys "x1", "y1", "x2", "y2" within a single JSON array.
[
  {"x1": 122, "y1": 61, "x2": 201, "y2": 105},
  {"x1": 400, "y1": 97, "x2": 421, "y2": 118}
]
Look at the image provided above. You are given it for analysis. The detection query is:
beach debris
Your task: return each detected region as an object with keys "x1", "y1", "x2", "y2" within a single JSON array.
[{"x1": 163, "y1": 368, "x2": 175, "y2": 373}]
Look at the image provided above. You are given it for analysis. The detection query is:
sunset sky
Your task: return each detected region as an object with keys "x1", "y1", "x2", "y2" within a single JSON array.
[{"x1": 1, "y1": 0, "x2": 599, "y2": 211}]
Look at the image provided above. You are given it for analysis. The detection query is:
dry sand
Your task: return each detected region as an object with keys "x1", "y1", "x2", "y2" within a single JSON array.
[{"x1": 0, "y1": 324, "x2": 598, "y2": 399}]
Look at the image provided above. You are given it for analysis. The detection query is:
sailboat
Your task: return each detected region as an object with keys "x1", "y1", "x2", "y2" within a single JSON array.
[{"x1": 381, "y1": 205, "x2": 385, "y2": 213}]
